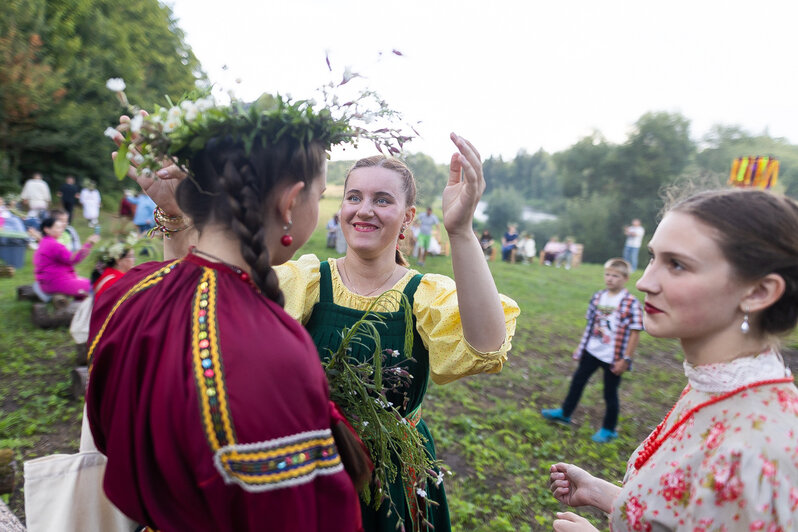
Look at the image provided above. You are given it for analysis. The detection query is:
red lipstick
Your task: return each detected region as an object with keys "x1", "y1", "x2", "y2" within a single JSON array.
[{"x1": 644, "y1": 302, "x2": 663, "y2": 314}]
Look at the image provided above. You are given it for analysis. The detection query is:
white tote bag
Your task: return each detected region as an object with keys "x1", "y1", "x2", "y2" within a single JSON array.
[
  {"x1": 23, "y1": 409, "x2": 136, "y2": 532},
  {"x1": 69, "y1": 294, "x2": 93, "y2": 344}
]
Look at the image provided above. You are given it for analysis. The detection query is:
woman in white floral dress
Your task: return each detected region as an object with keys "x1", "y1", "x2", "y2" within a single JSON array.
[{"x1": 548, "y1": 189, "x2": 798, "y2": 532}]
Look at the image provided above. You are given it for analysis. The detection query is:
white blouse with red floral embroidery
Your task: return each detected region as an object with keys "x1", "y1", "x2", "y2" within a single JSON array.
[{"x1": 610, "y1": 350, "x2": 798, "y2": 532}]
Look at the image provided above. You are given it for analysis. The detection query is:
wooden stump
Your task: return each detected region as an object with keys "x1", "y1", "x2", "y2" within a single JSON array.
[
  {"x1": 71, "y1": 366, "x2": 89, "y2": 400},
  {"x1": 75, "y1": 343, "x2": 89, "y2": 366},
  {"x1": 0, "y1": 449, "x2": 15, "y2": 495}
]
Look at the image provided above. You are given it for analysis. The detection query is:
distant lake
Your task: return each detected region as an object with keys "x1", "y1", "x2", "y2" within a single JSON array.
[{"x1": 474, "y1": 201, "x2": 557, "y2": 224}]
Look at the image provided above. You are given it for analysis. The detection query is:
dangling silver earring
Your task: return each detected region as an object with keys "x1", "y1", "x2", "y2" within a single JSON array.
[{"x1": 740, "y1": 307, "x2": 750, "y2": 334}]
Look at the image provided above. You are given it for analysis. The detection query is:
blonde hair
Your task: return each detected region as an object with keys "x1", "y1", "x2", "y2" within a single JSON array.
[{"x1": 603, "y1": 257, "x2": 631, "y2": 278}]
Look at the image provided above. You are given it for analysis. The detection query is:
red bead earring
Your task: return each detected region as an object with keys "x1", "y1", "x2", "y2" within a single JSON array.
[
  {"x1": 281, "y1": 222, "x2": 293, "y2": 247},
  {"x1": 398, "y1": 233, "x2": 406, "y2": 240}
]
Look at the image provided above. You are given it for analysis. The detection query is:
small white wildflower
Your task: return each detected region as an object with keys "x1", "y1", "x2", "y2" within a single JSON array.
[
  {"x1": 106, "y1": 78, "x2": 126, "y2": 92},
  {"x1": 195, "y1": 97, "x2": 215, "y2": 111},
  {"x1": 416, "y1": 488, "x2": 426, "y2": 498},
  {"x1": 184, "y1": 107, "x2": 199, "y2": 122},
  {"x1": 141, "y1": 168, "x2": 153, "y2": 177},
  {"x1": 103, "y1": 127, "x2": 118, "y2": 139},
  {"x1": 132, "y1": 153, "x2": 144, "y2": 165},
  {"x1": 126, "y1": 151, "x2": 134, "y2": 160},
  {"x1": 163, "y1": 118, "x2": 180, "y2": 133},
  {"x1": 436, "y1": 471, "x2": 444, "y2": 486},
  {"x1": 362, "y1": 421, "x2": 369, "y2": 427},
  {"x1": 401, "y1": 418, "x2": 408, "y2": 425},
  {"x1": 129, "y1": 114, "x2": 143, "y2": 133},
  {"x1": 167, "y1": 106, "x2": 181, "y2": 120},
  {"x1": 387, "y1": 401, "x2": 393, "y2": 407}
]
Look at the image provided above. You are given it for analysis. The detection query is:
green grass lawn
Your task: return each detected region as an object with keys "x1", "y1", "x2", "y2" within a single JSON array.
[{"x1": 1, "y1": 196, "x2": 795, "y2": 530}]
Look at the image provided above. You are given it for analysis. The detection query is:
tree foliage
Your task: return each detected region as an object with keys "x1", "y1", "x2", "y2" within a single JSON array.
[{"x1": 0, "y1": 0, "x2": 203, "y2": 194}]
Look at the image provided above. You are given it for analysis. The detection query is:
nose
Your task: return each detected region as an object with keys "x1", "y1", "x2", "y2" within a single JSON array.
[
  {"x1": 635, "y1": 262, "x2": 657, "y2": 294},
  {"x1": 356, "y1": 201, "x2": 374, "y2": 218}
]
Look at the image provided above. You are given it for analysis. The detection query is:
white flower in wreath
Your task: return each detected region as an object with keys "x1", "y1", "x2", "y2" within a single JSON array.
[
  {"x1": 106, "y1": 78, "x2": 126, "y2": 92},
  {"x1": 416, "y1": 488, "x2": 426, "y2": 498},
  {"x1": 130, "y1": 113, "x2": 144, "y2": 133}
]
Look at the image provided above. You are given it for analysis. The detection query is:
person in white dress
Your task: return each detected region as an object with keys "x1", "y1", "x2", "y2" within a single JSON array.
[{"x1": 79, "y1": 181, "x2": 102, "y2": 227}]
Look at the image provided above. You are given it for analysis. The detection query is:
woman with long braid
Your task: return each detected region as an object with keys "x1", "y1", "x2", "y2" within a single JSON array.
[{"x1": 86, "y1": 97, "x2": 371, "y2": 531}]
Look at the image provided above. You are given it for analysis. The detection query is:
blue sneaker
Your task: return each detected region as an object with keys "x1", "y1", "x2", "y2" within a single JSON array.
[
  {"x1": 541, "y1": 408, "x2": 571, "y2": 424},
  {"x1": 591, "y1": 428, "x2": 618, "y2": 443}
]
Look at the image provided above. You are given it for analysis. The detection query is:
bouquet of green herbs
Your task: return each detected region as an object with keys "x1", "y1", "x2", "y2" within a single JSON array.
[{"x1": 322, "y1": 290, "x2": 443, "y2": 530}]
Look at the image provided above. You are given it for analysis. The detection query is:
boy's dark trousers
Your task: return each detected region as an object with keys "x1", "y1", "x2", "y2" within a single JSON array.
[{"x1": 561, "y1": 350, "x2": 622, "y2": 431}]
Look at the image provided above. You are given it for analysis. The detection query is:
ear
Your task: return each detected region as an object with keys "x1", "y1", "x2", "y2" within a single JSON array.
[
  {"x1": 741, "y1": 273, "x2": 786, "y2": 314},
  {"x1": 276, "y1": 181, "x2": 306, "y2": 225},
  {"x1": 404, "y1": 205, "x2": 416, "y2": 226}
]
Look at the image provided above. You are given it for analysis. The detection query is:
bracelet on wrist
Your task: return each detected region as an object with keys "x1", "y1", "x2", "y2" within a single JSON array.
[{"x1": 149, "y1": 206, "x2": 192, "y2": 239}]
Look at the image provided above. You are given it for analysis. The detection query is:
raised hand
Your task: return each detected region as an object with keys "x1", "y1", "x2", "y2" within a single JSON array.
[
  {"x1": 552, "y1": 512, "x2": 600, "y2": 532},
  {"x1": 108, "y1": 113, "x2": 187, "y2": 217},
  {"x1": 441, "y1": 133, "x2": 484, "y2": 237}
]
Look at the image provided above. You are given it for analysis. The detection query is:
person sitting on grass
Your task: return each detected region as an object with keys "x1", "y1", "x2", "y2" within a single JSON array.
[
  {"x1": 548, "y1": 189, "x2": 798, "y2": 531},
  {"x1": 500, "y1": 223, "x2": 519, "y2": 262},
  {"x1": 541, "y1": 258, "x2": 643, "y2": 442},
  {"x1": 33, "y1": 216, "x2": 100, "y2": 298}
]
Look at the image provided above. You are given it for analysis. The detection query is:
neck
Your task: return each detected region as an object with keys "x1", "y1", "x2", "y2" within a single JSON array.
[
  {"x1": 340, "y1": 249, "x2": 403, "y2": 295},
  {"x1": 195, "y1": 225, "x2": 250, "y2": 273},
  {"x1": 606, "y1": 287, "x2": 623, "y2": 296},
  {"x1": 681, "y1": 327, "x2": 771, "y2": 366}
]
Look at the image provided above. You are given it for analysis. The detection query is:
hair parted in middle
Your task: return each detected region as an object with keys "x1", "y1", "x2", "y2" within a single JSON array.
[
  {"x1": 177, "y1": 134, "x2": 327, "y2": 306},
  {"x1": 345, "y1": 155, "x2": 417, "y2": 266}
]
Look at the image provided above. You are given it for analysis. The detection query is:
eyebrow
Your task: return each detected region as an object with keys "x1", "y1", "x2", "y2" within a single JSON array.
[
  {"x1": 647, "y1": 246, "x2": 696, "y2": 264},
  {"x1": 346, "y1": 189, "x2": 396, "y2": 199}
]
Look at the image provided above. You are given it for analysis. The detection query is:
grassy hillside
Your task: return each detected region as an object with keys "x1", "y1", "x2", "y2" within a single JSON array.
[{"x1": 1, "y1": 195, "x2": 795, "y2": 530}]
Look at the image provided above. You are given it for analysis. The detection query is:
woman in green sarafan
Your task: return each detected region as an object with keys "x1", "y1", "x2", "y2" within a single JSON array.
[{"x1": 277, "y1": 133, "x2": 520, "y2": 531}]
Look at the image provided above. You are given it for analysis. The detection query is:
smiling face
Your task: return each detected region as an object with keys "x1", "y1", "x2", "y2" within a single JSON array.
[
  {"x1": 636, "y1": 211, "x2": 751, "y2": 350},
  {"x1": 341, "y1": 166, "x2": 414, "y2": 259}
]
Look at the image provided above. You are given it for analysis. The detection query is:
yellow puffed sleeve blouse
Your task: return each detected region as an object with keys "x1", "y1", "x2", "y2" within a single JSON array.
[{"x1": 275, "y1": 254, "x2": 520, "y2": 385}]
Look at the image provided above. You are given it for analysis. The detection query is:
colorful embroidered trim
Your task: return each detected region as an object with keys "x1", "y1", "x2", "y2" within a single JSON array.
[
  {"x1": 212, "y1": 429, "x2": 344, "y2": 492},
  {"x1": 192, "y1": 268, "x2": 237, "y2": 450},
  {"x1": 88, "y1": 260, "x2": 180, "y2": 371}
]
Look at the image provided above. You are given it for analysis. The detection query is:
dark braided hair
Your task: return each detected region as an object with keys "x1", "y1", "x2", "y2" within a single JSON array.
[{"x1": 176, "y1": 135, "x2": 326, "y2": 305}]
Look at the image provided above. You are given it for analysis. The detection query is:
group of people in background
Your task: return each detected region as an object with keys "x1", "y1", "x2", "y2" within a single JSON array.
[{"x1": 10, "y1": 92, "x2": 797, "y2": 532}]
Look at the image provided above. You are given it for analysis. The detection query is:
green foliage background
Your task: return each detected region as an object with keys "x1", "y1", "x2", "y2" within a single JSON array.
[{"x1": 0, "y1": 0, "x2": 204, "y2": 195}]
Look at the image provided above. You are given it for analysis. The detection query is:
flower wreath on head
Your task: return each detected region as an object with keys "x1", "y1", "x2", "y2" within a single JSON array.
[
  {"x1": 105, "y1": 77, "x2": 416, "y2": 181},
  {"x1": 94, "y1": 232, "x2": 144, "y2": 265}
]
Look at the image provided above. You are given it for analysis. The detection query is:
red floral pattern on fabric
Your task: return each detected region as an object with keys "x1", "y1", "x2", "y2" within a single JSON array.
[{"x1": 610, "y1": 382, "x2": 798, "y2": 532}]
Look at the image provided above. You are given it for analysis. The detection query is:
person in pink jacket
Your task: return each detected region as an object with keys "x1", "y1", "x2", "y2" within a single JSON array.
[{"x1": 33, "y1": 215, "x2": 99, "y2": 297}]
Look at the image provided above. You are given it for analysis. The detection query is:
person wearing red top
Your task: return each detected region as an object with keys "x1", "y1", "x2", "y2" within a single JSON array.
[
  {"x1": 92, "y1": 245, "x2": 136, "y2": 300},
  {"x1": 88, "y1": 98, "x2": 370, "y2": 531}
]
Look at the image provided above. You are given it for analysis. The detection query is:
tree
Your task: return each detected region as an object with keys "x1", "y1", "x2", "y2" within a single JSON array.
[
  {"x1": 404, "y1": 152, "x2": 447, "y2": 208},
  {"x1": 0, "y1": 0, "x2": 66, "y2": 188},
  {"x1": 484, "y1": 186, "x2": 523, "y2": 236},
  {"x1": 0, "y1": 0, "x2": 204, "y2": 194}
]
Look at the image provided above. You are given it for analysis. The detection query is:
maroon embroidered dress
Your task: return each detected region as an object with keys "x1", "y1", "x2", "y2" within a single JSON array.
[{"x1": 86, "y1": 253, "x2": 362, "y2": 532}]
